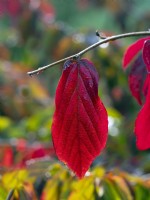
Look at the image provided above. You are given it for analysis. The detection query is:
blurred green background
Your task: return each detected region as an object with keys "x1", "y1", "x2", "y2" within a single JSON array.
[{"x1": 0, "y1": 0, "x2": 150, "y2": 199}]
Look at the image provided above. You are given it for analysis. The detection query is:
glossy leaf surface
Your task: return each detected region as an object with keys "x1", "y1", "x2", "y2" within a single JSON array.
[{"x1": 52, "y1": 59, "x2": 108, "y2": 178}]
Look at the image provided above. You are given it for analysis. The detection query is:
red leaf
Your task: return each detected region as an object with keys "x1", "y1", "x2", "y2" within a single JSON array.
[
  {"x1": 143, "y1": 40, "x2": 150, "y2": 72},
  {"x1": 143, "y1": 75, "x2": 149, "y2": 97},
  {"x1": 3, "y1": 146, "x2": 13, "y2": 167},
  {"x1": 51, "y1": 59, "x2": 108, "y2": 178},
  {"x1": 31, "y1": 146, "x2": 46, "y2": 159},
  {"x1": 128, "y1": 54, "x2": 147, "y2": 105},
  {"x1": 135, "y1": 74, "x2": 150, "y2": 150},
  {"x1": 142, "y1": 40, "x2": 150, "y2": 97},
  {"x1": 7, "y1": 0, "x2": 21, "y2": 17},
  {"x1": 123, "y1": 37, "x2": 150, "y2": 69}
]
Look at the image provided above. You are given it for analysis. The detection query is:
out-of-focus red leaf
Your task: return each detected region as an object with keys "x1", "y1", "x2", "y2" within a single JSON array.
[
  {"x1": 135, "y1": 74, "x2": 150, "y2": 150},
  {"x1": 123, "y1": 37, "x2": 150, "y2": 69},
  {"x1": 52, "y1": 58, "x2": 108, "y2": 178},
  {"x1": 0, "y1": 1, "x2": 4, "y2": 16},
  {"x1": 143, "y1": 40, "x2": 150, "y2": 72},
  {"x1": 21, "y1": 145, "x2": 47, "y2": 166},
  {"x1": 16, "y1": 139, "x2": 27, "y2": 152},
  {"x1": 7, "y1": 0, "x2": 21, "y2": 17},
  {"x1": 3, "y1": 146, "x2": 13, "y2": 167},
  {"x1": 31, "y1": 146, "x2": 46, "y2": 159},
  {"x1": 40, "y1": 1, "x2": 55, "y2": 16},
  {"x1": 128, "y1": 54, "x2": 147, "y2": 105},
  {"x1": 40, "y1": 1, "x2": 55, "y2": 23}
]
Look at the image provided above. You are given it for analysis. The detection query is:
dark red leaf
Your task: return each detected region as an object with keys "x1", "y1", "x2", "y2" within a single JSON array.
[
  {"x1": 143, "y1": 75, "x2": 149, "y2": 97},
  {"x1": 51, "y1": 58, "x2": 108, "y2": 178},
  {"x1": 123, "y1": 37, "x2": 150, "y2": 69},
  {"x1": 142, "y1": 40, "x2": 150, "y2": 97},
  {"x1": 128, "y1": 54, "x2": 147, "y2": 105},
  {"x1": 143, "y1": 40, "x2": 150, "y2": 72},
  {"x1": 135, "y1": 74, "x2": 150, "y2": 150}
]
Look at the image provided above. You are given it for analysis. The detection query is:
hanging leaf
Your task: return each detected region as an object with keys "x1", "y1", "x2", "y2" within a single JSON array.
[
  {"x1": 52, "y1": 58, "x2": 108, "y2": 178},
  {"x1": 123, "y1": 37, "x2": 150, "y2": 69},
  {"x1": 134, "y1": 40, "x2": 150, "y2": 150},
  {"x1": 128, "y1": 54, "x2": 147, "y2": 105}
]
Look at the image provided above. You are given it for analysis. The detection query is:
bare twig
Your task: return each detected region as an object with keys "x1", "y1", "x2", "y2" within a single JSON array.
[{"x1": 27, "y1": 31, "x2": 150, "y2": 76}]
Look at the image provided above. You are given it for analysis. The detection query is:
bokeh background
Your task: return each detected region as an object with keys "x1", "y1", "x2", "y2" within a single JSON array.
[{"x1": 0, "y1": 0, "x2": 150, "y2": 199}]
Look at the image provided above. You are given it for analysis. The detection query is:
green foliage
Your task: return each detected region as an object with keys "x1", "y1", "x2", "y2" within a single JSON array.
[{"x1": 1, "y1": 163, "x2": 150, "y2": 200}]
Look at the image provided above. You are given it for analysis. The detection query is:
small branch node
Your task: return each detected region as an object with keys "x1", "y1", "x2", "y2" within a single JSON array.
[
  {"x1": 72, "y1": 55, "x2": 78, "y2": 60},
  {"x1": 96, "y1": 30, "x2": 107, "y2": 39}
]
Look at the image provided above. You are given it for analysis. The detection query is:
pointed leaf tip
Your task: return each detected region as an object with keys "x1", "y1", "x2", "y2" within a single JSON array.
[{"x1": 52, "y1": 58, "x2": 108, "y2": 178}]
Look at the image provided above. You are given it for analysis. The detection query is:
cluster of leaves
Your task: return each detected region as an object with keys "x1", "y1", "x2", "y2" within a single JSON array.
[
  {"x1": 0, "y1": 138, "x2": 54, "y2": 168},
  {"x1": 50, "y1": 36, "x2": 150, "y2": 178},
  {"x1": 1, "y1": 163, "x2": 150, "y2": 200},
  {"x1": 123, "y1": 37, "x2": 150, "y2": 150}
]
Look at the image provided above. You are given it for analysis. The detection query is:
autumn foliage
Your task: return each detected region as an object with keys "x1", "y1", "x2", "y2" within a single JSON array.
[
  {"x1": 121, "y1": 37, "x2": 150, "y2": 151},
  {"x1": 50, "y1": 37, "x2": 150, "y2": 178},
  {"x1": 135, "y1": 40, "x2": 150, "y2": 150},
  {"x1": 52, "y1": 59, "x2": 108, "y2": 178},
  {"x1": 1, "y1": 1, "x2": 150, "y2": 198}
]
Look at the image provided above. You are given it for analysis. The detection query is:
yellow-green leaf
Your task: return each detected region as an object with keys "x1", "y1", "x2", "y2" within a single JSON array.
[{"x1": 2, "y1": 170, "x2": 28, "y2": 189}]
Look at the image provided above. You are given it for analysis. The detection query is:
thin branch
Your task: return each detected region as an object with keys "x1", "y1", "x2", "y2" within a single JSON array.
[{"x1": 27, "y1": 31, "x2": 150, "y2": 76}]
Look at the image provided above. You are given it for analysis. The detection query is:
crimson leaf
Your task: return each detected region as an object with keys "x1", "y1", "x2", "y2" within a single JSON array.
[
  {"x1": 143, "y1": 40, "x2": 150, "y2": 72},
  {"x1": 123, "y1": 37, "x2": 150, "y2": 69},
  {"x1": 52, "y1": 58, "x2": 108, "y2": 178},
  {"x1": 128, "y1": 54, "x2": 147, "y2": 105},
  {"x1": 135, "y1": 74, "x2": 150, "y2": 150},
  {"x1": 134, "y1": 40, "x2": 150, "y2": 150},
  {"x1": 142, "y1": 40, "x2": 150, "y2": 97}
]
